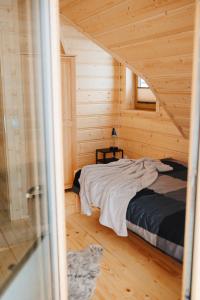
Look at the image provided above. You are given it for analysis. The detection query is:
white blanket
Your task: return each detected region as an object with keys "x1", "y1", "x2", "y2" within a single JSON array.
[{"x1": 79, "y1": 158, "x2": 173, "y2": 236}]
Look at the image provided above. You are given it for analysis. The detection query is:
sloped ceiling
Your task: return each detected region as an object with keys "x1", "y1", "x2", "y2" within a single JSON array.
[{"x1": 60, "y1": 0, "x2": 195, "y2": 138}]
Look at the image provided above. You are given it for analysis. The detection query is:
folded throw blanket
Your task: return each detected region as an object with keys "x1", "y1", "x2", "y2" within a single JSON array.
[{"x1": 79, "y1": 158, "x2": 173, "y2": 236}]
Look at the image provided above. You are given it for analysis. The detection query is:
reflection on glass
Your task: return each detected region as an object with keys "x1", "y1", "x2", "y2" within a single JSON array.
[{"x1": 0, "y1": 0, "x2": 50, "y2": 292}]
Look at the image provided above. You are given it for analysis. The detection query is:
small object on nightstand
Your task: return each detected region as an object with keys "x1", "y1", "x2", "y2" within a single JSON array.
[
  {"x1": 111, "y1": 128, "x2": 118, "y2": 150},
  {"x1": 96, "y1": 147, "x2": 124, "y2": 164}
]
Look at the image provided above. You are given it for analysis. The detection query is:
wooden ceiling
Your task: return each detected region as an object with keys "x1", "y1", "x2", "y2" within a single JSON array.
[{"x1": 60, "y1": 0, "x2": 195, "y2": 139}]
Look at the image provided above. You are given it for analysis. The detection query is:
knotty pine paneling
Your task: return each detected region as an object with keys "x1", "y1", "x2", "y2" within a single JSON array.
[
  {"x1": 61, "y1": 0, "x2": 195, "y2": 138},
  {"x1": 60, "y1": 14, "x2": 189, "y2": 165},
  {"x1": 60, "y1": 0, "x2": 124, "y2": 23},
  {"x1": 76, "y1": 90, "x2": 118, "y2": 103},
  {"x1": 118, "y1": 108, "x2": 189, "y2": 162},
  {"x1": 98, "y1": 4, "x2": 194, "y2": 48},
  {"x1": 115, "y1": 31, "x2": 193, "y2": 62},
  {"x1": 131, "y1": 55, "x2": 193, "y2": 78},
  {"x1": 71, "y1": 0, "x2": 192, "y2": 35}
]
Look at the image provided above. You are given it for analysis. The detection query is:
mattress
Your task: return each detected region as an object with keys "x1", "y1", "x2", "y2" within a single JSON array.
[{"x1": 72, "y1": 159, "x2": 187, "y2": 261}]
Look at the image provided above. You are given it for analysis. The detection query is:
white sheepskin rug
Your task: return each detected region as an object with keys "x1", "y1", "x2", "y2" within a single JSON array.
[{"x1": 67, "y1": 245, "x2": 103, "y2": 300}]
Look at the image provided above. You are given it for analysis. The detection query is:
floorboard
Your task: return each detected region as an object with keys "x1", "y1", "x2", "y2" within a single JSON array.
[
  {"x1": 0, "y1": 209, "x2": 37, "y2": 289},
  {"x1": 65, "y1": 191, "x2": 182, "y2": 300}
]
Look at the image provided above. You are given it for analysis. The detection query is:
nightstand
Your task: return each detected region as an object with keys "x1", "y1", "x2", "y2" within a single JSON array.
[{"x1": 96, "y1": 148, "x2": 124, "y2": 164}]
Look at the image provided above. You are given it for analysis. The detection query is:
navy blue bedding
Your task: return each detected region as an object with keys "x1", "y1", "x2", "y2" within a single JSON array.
[{"x1": 72, "y1": 159, "x2": 187, "y2": 261}]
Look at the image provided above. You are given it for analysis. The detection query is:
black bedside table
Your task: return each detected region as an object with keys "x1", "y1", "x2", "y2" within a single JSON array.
[{"x1": 96, "y1": 148, "x2": 124, "y2": 164}]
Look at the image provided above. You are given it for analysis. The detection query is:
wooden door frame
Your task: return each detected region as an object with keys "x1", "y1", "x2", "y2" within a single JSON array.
[{"x1": 61, "y1": 55, "x2": 77, "y2": 189}]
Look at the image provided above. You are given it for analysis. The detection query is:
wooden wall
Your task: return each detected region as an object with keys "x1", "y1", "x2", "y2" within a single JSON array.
[
  {"x1": 60, "y1": 0, "x2": 195, "y2": 139},
  {"x1": 60, "y1": 16, "x2": 120, "y2": 169},
  {"x1": 118, "y1": 66, "x2": 189, "y2": 162},
  {"x1": 60, "y1": 12, "x2": 189, "y2": 164},
  {"x1": 118, "y1": 108, "x2": 189, "y2": 162}
]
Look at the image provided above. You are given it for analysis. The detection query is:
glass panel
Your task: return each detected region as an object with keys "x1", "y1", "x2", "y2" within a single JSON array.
[
  {"x1": 0, "y1": 0, "x2": 52, "y2": 295},
  {"x1": 137, "y1": 76, "x2": 156, "y2": 106},
  {"x1": 138, "y1": 77, "x2": 149, "y2": 88}
]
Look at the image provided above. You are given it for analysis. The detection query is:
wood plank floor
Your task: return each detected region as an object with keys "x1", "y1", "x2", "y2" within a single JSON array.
[
  {"x1": 0, "y1": 209, "x2": 36, "y2": 289},
  {"x1": 66, "y1": 191, "x2": 183, "y2": 300}
]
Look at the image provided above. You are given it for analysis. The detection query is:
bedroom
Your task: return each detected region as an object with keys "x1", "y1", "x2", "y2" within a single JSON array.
[
  {"x1": 0, "y1": 0, "x2": 200, "y2": 300},
  {"x1": 60, "y1": 0, "x2": 194, "y2": 299}
]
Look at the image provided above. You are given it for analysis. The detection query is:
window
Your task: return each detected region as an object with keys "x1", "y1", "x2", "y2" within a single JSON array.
[
  {"x1": 125, "y1": 67, "x2": 157, "y2": 111},
  {"x1": 136, "y1": 76, "x2": 156, "y2": 110},
  {"x1": 138, "y1": 77, "x2": 149, "y2": 88}
]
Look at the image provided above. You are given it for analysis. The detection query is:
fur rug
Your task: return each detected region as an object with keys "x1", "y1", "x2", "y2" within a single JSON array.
[{"x1": 67, "y1": 245, "x2": 103, "y2": 300}]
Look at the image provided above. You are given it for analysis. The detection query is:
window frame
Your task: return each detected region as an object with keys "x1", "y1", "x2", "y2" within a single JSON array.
[
  {"x1": 134, "y1": 75, "x2": 156, "y2": 111},
  {"x1": 121, "y1": 64, "x2": 159, "y2": 113}
]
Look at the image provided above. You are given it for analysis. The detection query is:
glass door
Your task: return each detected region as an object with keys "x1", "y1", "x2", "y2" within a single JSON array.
[{"x1": 0, "y1": 0, "x2": 66, "y2": 299}]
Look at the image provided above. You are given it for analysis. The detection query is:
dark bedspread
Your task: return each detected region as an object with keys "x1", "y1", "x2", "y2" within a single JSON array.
[{"x1": 72, "y1": 159, "x2": 187, "y2": 261}]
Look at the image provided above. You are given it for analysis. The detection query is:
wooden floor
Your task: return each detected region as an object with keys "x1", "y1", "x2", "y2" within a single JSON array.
[
  {"x1": 66, "y1": 191, "x2": 183, "y2": 300},
  {"x1": 0, "y1": 209, "x2": 36, "y2": 289}
]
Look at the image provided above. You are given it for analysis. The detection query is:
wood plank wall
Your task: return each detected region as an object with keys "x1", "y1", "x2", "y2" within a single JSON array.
[
  {"x1": 118, "y1": 67, "x2": 189, "y2": 163},
  {"x1": 60, "y1": 0, "x2": 195, "y2": 139},
  {"x1": 118, "y1": 108, "x2": 189, "y2": 162},
  {"x1": 60, "y1": 16, "x2": 189, "y2": 165},
  {"x1": 60, "y1": 17, "x2": 120, "y2": 169}
]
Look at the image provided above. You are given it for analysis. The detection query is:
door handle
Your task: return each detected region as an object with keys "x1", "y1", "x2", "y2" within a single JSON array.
[{"x1": 26, "y1": 185, "x2": 42, "y2": 199}]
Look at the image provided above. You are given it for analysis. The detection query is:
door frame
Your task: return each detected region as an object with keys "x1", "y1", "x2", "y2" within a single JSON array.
[
  {"x1": 39, "y1": 0, "x2": 67, "y2": 299},
  {"x1": 182, "y1": 1, "x2": 200, "y2": 299}
]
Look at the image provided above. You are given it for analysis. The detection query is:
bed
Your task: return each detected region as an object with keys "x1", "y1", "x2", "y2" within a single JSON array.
[{"x1": 72, "y1": 159, "x2": 187, "y2": 261}]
